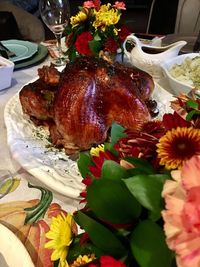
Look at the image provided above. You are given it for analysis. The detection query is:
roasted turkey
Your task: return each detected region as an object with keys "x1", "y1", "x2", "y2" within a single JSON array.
[{"x1": 20, "y1": 56, "x2": 155, "y2": 154}]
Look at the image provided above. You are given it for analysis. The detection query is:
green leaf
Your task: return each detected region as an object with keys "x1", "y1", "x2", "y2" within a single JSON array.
[
  {"x1": 124, "y1": 157, "x2": 155, "y2": 174},
  {"x1": 102, "y1": 160, "x2": 129, "y2": 180},
  {"x1": 186, "y1": 109, "x2": 200, "y2": 121},
  {"x1": 87, "y1": 179, "x2": 141, "y2": 224},
  {"x1": 67, "y1": 234, "x2": 103, "y2": 262},
  {"x1": 93, "y1": 32, "x2": 101, "y2": 41},
  {"x1": 53, "y1": 260, "x2": 59, "y2": 267},
  {"x1": 123, "y1": 174, "x2": 169, "y2": 214},
  {"x1": 63, "y1": 24, "x2": 72, "y2": 36},
  {"x1": 77, "y1": 152, "x2": 92, "y2": 178},
  {"x1": 66, "y1": 46, "x2": 77, "y2": 62},
  {"x1": 74, "y1": 211, "x2": 127, "y2": 258},
  {"x1": 130, "y1": 220, "x2": 173, "y2": 267},
  {"x1": 186, "y1": 99, "x2": 199, "y2": 109},
  {"x1": 89, "y1": 40, "x2": 102, "y2": 55},
  {"x1": 110, "y1": 123, "x2": 126, "y2": 144}
]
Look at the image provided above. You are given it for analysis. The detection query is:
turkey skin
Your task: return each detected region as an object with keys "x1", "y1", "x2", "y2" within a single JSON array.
[{"x1": 20, "y1": 56, "x2": 155, "y2": 154}]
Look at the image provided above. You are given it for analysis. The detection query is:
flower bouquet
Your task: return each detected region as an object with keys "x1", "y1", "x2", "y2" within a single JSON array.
[
  {"x1": 43, "y1": 89, "x2": 200, "y2": 267},
  {"x1": 64, "y1": 0, "x2": 131, "y2": 61}
]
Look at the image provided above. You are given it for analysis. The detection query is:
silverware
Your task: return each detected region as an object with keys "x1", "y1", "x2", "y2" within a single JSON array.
[{"x1": 0, "y1": 41, "x2": 16, "y2": 58}]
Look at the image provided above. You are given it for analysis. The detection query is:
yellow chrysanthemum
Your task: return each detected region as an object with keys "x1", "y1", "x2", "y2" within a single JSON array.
[
  {"x1": 45, "y1": 213, "x2": 74, "y2": 265},
  {"x1": 90, "y1": 144, "x2": 104, "y2": 156},
  {"x1": 157, "y1": 127, "x2": 200, "y2": 170},
  {"x1": 93, "y1": 4, "x2": 120, "y2": 31},
  {"x1": 70, "y1": 10, "x2": 88, "y2": 27},
  {"x1": 70, "y1": 254, "x2": 96, "y2": 267}
]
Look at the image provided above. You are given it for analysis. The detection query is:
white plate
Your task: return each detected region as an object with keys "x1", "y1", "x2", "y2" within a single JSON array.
[
  {"x1": 0, "y1": 223, "x2": 35, "y2": 267},
  {"x1": 4, "y1": 81, "x2": 174, "y2": 198},
  {"x1": 2, "y1": 40, "x2": 38, "y2": 63}
]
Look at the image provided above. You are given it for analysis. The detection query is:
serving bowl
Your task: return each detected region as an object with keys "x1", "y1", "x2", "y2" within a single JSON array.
[
  {"x1": 161, "y1": 53, "x2": 200, "y2": 96},
  {"x1": 0, "y1": 56, "x2": 14, "y2": 91}
]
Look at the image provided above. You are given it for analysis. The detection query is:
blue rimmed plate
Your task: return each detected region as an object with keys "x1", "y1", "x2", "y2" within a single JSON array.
[{"x1": 1, "y1": 39, "x2": 38, "y2": 63}]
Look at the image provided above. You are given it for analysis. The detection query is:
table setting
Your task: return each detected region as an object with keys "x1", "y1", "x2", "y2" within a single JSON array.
[{"x1": 0, "y1": 0, "x2": 200, "y2": 267}]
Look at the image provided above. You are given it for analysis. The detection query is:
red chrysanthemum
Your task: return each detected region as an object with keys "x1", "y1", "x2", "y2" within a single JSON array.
[
  {"x1": 103, "y1": 37, "x2": 118, "y2": 53},
  {"x1": 99, "y1": 255, "x2": 126, "y2": 267},
  {"x1": 141, "y1": 120, "x2": 166, "y2": 138},
  {"x1": 115, "y1": 130, "x2": 159, "y2": 160},
  {"x1": 162, "y1": 111, "x2": 191, "y2": 130},
  {"x1": 118, "y1": 25, "x2": 131, "y2": 41},
  {"x1": 75, "y1": 31, "x2": 93, "y2": 55},
  {"x1": 80, "y1": 150, "x2": 118, "y2": 202}
]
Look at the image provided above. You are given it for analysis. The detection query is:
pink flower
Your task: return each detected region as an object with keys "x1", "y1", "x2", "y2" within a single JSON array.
[
  {"x1": 113, "y1": 1, "x2": 126, "y2": 10},
  {"x1": 83, "y1": 1, "x2": 95, "y2": 8},
  {"x1": 162, "y1": 155, "x2": 200, "y2": 267},
  {"x1": 92, "y1": 0, "x2": 101, "y2": 10}
]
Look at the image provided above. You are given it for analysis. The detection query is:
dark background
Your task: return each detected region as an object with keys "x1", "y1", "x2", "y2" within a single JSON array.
[{"x1": 44, "y1": 0, "x2": 179, "y2": 39}]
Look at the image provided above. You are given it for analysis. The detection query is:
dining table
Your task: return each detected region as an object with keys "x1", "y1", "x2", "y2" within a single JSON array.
[{"x1": 0, "y1": 38, "x2": 180, "y2": 267}]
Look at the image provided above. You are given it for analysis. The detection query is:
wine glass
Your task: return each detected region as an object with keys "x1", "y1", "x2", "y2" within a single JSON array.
[{"x1": 39, "y1": 0, "x2": 70, "y2": 66}]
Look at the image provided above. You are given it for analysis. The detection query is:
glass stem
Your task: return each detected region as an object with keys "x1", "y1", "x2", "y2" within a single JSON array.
[{"x1": 54, "y1": 33, "x2": 63, "y2": 64}]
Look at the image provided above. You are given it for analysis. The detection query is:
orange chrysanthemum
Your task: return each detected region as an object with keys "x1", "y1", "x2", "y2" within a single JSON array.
[{"x1": 157, "y1": 127, "x2": 200, "y2": 169}]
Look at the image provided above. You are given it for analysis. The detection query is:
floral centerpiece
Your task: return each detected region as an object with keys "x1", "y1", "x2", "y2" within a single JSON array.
[
  {"x1": 43, "y1": 89, "x2": 200, "y2": 267},
  {"x1": 64, "y1": 0, "x2": 131, "y2": 61}
]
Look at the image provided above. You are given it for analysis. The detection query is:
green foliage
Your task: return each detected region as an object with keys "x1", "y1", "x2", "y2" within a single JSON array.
[
  {"x1": 185, "y1": 99, "x2": 200, "y2": 121},
  {"x1": 74, "y1": 211, "x2": 127, "y2": 258},
  {"x1": 186, "y1": 99, "x2": 199, "y2": 109},
  {"x1": 101, "y1": 160, "x2": 129, "y2": 180},
  {"x1": 130, "y1": 220, "x2": 173, "y2": 267},
  {"x1": 186, "y1": 109, "x2": 200, "y2": 121},
  {"x1": 110, "y1": 123, "x2": 126, "y2": 144},
  {"x1": 87, "y1": 178, "x2": 141, "y2": 224},
  {"x1": 124, "y1": 157, "x2": 156, "y2": 175},
  {"x1": 77, "y1": 152, "x2": 92, "y2": 178},
  {"x1": 123, "y1": 174, "x2": 169, "y2": 220},
  {"x1": 74, "y1": 121, "x2": 174, "y2": 266},
  {"x1": 67, "y1": 234, "x2": 103, "y2": 262},
  {"x1": 89, "y1": 39, "x2": 102, "y2": 55}
]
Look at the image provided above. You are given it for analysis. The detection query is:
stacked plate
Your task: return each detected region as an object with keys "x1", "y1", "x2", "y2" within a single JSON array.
[{"x1": 1, "y1": 39, "x2": 48, "y2": 70}]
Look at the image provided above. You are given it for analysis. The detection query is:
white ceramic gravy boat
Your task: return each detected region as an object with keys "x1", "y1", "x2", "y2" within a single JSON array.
[{"x1": 123, "y1": 34, "x2": 187, "y2": 79}]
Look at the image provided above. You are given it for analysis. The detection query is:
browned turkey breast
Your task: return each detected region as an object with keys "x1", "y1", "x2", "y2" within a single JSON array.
[{"x1": 20, "y1": 56, "x2": 155, "y2": 154}]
